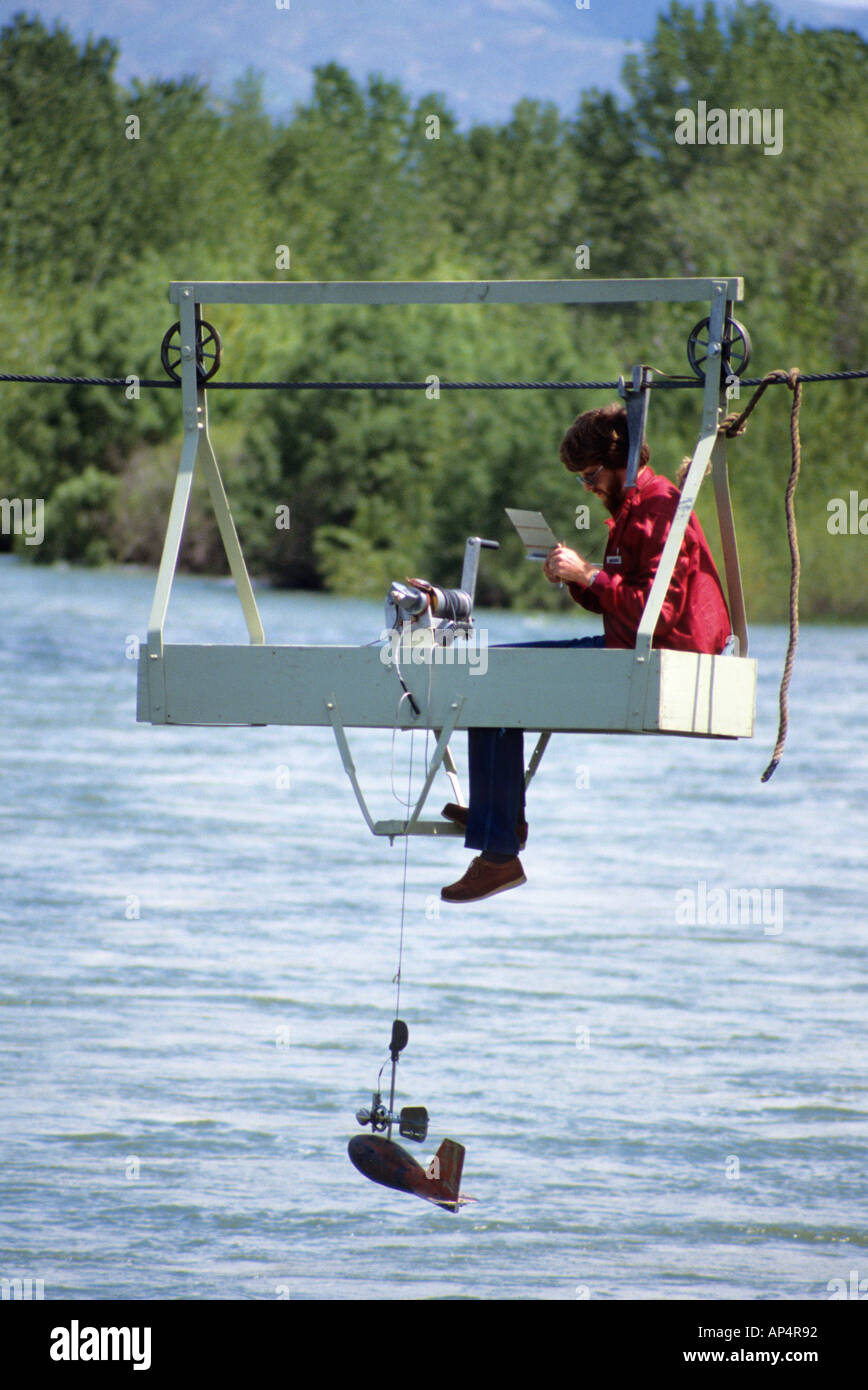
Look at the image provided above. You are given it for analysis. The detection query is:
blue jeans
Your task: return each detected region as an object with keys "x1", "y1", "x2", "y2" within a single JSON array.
[{"x1": 465, "y1": 636, "x2": 604, "y2": 856}]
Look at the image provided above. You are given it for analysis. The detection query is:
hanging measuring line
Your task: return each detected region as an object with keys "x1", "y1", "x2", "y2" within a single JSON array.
[{"x1": 348, "y1": 716, "x2": 473, "y2": 1211}]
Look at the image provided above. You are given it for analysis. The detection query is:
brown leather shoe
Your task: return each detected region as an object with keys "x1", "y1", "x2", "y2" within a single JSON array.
[
  {"x1": 441, "y1": 855, "x2": 526, "y2": 903},
  {"x1": 441, "y1": 803, "x2": 528, "y2": 850}
]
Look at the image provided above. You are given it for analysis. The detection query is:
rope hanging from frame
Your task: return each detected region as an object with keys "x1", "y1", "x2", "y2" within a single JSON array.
[{"x1": 718, "y1": 369, "x2": 803, "y2": 781}]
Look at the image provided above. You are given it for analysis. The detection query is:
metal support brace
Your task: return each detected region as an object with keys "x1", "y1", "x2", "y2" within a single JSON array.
[
  {"x1": 197, "y1": 402, "x2": 265, "y2": 646},
  {"x1": 325, "y1": 694, "x2": 466, "y2": 841},
  {"x1": 147, "y1": 288, "x2": 265, "y2": 662},
  {"x1": 626, "y1": 281, "x2": 730, "y2": 730},
  {"x1": 325, "y1": 695, "x2": 377, "y2": 835},
  {"x1": 524, "y1": 732, "x2": 552, "y2": 790},
  {"x1": 402, "y1": 705, "x2": 465, "y2": 833},
  {"x1": 618, "y1": 366, "x2": 654, "y2": 490},
  {"x1": 144, "y1": 420, "x2": 198, "y2": 718},
  {"x1": 710, "y1": 353, "x2": 749, "y2": 655},
  {"x1": 434, "y1": 733, "x2": 465, "y2": 806},
  {"x1": 146, "y1": 292, "x2": 203, "y2": 660}
]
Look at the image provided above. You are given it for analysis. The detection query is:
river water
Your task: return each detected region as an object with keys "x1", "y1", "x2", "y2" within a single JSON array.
[{"x1": 1, "y1": 558, "x2": 866, "y2": 1300}]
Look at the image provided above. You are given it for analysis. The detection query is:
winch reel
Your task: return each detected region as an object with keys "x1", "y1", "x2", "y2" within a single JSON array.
[
  {"x1": 384, "y1": 579, "x2": 472, "y2": 645},
  {"x1": 384, "y1": 536, "x2": 499, "y2": 645}
]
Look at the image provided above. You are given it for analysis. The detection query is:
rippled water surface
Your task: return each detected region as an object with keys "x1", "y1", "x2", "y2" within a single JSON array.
[{"x1": 1, "y1": 559, "x2": 866, "y2": 1300}]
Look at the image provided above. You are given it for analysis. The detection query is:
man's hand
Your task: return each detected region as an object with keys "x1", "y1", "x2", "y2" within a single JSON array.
[{"x1": 543, "y1": 544, "x2": 598, "y2": 588}]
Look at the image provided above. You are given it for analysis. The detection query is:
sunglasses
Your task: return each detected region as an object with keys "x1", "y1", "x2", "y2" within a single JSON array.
[{"x1": 577, "y1": 465, "x2": 605, "y2": 488}]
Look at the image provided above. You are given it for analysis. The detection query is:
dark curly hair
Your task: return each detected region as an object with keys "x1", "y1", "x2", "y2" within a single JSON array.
[{"x1": 559, "y1": 403, "x2": 649, "y2": 473}]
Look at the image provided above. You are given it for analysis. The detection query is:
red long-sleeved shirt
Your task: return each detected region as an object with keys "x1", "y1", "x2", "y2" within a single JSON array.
[{"x1": 567, "y1": 466, "x2": 731, "y2": 653}]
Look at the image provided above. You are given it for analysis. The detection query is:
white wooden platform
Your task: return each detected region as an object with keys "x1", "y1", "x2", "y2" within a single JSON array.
[{"x1": 137, "y1": 643, "x2": 756, "y2": 738}]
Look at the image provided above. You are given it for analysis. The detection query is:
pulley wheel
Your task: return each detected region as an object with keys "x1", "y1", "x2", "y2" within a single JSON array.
[
  {"x1": 160, "y1": 319, "x2": 222, "y2": 383},
  {"x1": 686, "y1": 316, "x2": 752, "y2": 381}
]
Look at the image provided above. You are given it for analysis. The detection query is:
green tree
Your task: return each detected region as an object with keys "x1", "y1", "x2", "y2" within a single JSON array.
[{"x1": 0, "y1": 12, "x2": 123, "y2": 287}]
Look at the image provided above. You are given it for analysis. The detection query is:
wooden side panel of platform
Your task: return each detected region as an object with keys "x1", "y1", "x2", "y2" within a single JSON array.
[{"x1": 137, "y1": 644, "x2": 756, "y2": 738}]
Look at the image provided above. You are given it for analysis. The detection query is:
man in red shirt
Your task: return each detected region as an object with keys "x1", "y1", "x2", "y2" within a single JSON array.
[
  {"x1": 550, "y1": 402, "x2": 731, "y2": 653},
  {"x1": 440, "y1": 402, "x2": 732, "y2": 904}
]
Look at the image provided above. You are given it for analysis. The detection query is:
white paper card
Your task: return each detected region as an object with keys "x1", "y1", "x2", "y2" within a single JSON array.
[{"x1": 505, "y1": 508, "x2": 559, "y2": 561}]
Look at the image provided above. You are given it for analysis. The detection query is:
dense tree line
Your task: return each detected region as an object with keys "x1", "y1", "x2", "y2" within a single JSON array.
[{"x1": 0, "y1": 2, "x2": 865, "y2": 618}]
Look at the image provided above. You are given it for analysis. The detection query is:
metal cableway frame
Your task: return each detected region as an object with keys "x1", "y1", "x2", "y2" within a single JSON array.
[{"x1": 137, "y1": 277, "x2": 757, "y2": 839}]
